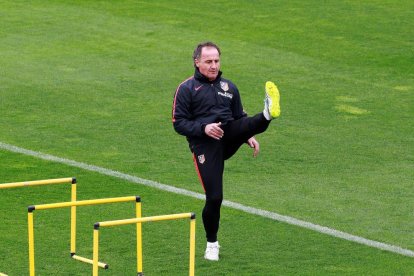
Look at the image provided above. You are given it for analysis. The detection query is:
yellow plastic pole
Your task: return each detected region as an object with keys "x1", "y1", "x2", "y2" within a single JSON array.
[
  {"x1": 93, "y1": 229, "x2": 99, "y2": 276},
  {"x1": 136, "y1": 200, "x2": 143, "y2": 275},
  {"x1": 70, "y1": 182, "x2": 77, "y2": 254},
  {"x1": 71, "y1": 254, "x2": 107, "y2": 268},
  {"x1": 0, "y1": 177, "x2": 74, "y2": 189},
  {"x1": 95, "y1": 213, "x2": 195, "y2": 275},
  {"x1": 99, "y1": 213, "x2": 193, "y2": 227},
  {"x1": 28, "y1": 196, "x2": 138, "y2": 273},
  {"x1": 28, "y1": 211, "x2": 35, "y2": 276},
  {"x1": 1, "y1": 177, "x2": 74, "y2": 276},
  {"x1": 189, "y1": 218, "x2": 196, "y2": 276},
  {"x1": 33, "y1": 196, "x2": 137, "y2": 211}
]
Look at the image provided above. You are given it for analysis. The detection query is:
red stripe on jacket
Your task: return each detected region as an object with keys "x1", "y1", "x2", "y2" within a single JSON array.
[{"x1": 172, "y1": 76, "x2": 193, "y2": 123}]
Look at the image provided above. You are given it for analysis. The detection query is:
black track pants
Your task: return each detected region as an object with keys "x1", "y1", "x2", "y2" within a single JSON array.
[{"x1": 191, "y1": 113, "x2": 270, "y2": 242}]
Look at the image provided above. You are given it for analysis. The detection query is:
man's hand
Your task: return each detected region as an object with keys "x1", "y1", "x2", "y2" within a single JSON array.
[
  {"x1": 205, "y1": 122, "x2": 224, "y2": 140},
  {"x1": 247, "y1": 137, "x2": 259, "y2": 157}
]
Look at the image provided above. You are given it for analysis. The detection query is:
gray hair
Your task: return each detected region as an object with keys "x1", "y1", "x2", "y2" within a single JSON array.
[{"x1": 192, "y1": 41, "x2": 221, "y2": 64}]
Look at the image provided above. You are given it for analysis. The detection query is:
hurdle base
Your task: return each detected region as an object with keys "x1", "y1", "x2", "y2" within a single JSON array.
[
  {"x1": 137, "y1": 273, "x2": 144, "y2": 276},
  {"x1": 71, "y1": 254, "x2": 109, "y2": 269}
]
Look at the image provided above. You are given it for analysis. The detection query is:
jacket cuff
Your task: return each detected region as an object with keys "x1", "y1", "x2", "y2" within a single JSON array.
[{"x1": 201, "y1": 123, "x2": 207, "y2": 135}]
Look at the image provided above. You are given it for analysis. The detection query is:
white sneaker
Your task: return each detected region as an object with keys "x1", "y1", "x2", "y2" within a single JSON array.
[
  {"x1": 263, "y1": 81, "x2": 281, "y2": 120},
  {"x1": 204, "y1": 241, "x2": 220, "y2": 261}
]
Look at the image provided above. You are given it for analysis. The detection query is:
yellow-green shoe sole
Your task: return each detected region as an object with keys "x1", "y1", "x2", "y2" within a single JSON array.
[{"x1": 265, "y1": 81, "x2": 280, "y2": 118}]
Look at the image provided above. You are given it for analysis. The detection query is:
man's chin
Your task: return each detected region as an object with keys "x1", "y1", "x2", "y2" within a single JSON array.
[{"x1": 208, "y1": 73, "x2": 218, "y2": 80}]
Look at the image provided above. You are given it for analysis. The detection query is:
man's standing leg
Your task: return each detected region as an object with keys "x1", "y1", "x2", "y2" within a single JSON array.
[{"x1": 191, "y1": 139, "x2": 224, "y2": 261}]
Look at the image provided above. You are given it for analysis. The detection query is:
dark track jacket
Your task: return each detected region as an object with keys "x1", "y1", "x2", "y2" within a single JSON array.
[{"x1": 172, "y1": 69, "x2": 246, "y2": 139}]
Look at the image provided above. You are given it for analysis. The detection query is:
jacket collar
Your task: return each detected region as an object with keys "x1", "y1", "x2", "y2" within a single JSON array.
[{"x1": 194, "y1": 68, "x2": 222, "y2": 84}]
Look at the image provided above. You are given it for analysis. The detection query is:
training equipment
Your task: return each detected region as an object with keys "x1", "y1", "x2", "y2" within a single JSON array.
[
  {"x1": 92, "y1": 212, "x2": 196, "y2": 276},
  {"x1": 0, "y1": 177, "x2": 77, "y2": 276},
  {"x1": 264, "y1": 81, "x2": 281, "y2": 119},
  {"x1": 204, "y1": 241, "x2": 220, "y2": 261},
  {"x1": 27, "y1": 195, "x2": 142, "y2": 276},
  {"x1": 2, "y1": 177, "x2": 196, "y2": 275}
]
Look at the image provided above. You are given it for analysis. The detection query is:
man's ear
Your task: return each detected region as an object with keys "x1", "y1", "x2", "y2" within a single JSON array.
[{"x1": 194, "y1": 59, "x2": 200, "y2": 68}]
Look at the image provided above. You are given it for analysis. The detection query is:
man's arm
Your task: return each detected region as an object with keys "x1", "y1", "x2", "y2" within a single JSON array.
[
  {"x1": 230, "y1": 84, "x2": 247, "y2": 120},
  {"x1": 230, "y1": 83, "x2": 257, "y2": 153},
  {"x1": 172, "y1": 85, "x2": 204, "y2": 137},
  {"x1": 247, "y1": 136, "x2": 260, "y2": 157}
]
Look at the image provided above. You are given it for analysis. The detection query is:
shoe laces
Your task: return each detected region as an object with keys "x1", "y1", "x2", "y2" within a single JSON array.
[{"x1": 206, "y1": 243, "x2": 220, "y2": 252}]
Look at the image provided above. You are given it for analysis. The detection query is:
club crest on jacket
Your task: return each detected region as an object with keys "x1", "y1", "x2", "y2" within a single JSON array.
[
  {"x1": 198, "y1": 154, "x2": 205, "y2": 164},
  {"x1": 220, "y1": 81, "x2": 229, "y2": 91}
]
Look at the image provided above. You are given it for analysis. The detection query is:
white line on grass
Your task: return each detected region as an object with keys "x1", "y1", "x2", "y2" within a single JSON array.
[{"x1": 1, "y1": 141, "x2": 413, "y2": 258}]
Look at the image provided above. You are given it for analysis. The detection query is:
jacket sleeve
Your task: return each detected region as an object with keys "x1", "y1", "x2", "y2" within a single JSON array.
[
  {"x1": 231, "y1": 85, "x2": 247, "y2": 119},
  {"x1": 172, "y1": 85, "x2": 204, "y2": 138}
]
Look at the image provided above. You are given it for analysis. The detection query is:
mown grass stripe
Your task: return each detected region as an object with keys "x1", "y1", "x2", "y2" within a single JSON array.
[{"x1": 1, "y1": 141, "x2": 413, "y2": 258}]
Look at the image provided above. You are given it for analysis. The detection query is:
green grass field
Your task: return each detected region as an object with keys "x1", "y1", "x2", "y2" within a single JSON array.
[{"x1": 1, "y1": 0, "x2": 413, "y2": 275}]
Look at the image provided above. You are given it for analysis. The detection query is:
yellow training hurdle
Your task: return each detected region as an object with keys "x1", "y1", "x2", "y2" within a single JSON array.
[
  {"x1": 93, "y1": 212, "x2": 196, "y2": 276},
  {"x1": 0, "y1": 177, "x2": 76, "y2": 276},
  {"x1": 0, "y1": 177, "x2": 76, "y2": 190},
  {"x1": 27, "y1": 195, "x2": 142, "y2": 276}
]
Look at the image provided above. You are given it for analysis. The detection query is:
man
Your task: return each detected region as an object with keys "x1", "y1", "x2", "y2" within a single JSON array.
[{"x1": 172, "y1": 41, "x2": 280, "y2": 261}]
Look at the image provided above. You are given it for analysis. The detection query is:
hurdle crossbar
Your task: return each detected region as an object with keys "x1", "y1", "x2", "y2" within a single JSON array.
[
  {"x1": 93, "y1": 212, "x2": 196, "y2": 276},
  {"x1": 27, "y1": 195, "x2": 141, "y2": 276},
  {"x1": 0, "y1": 177, "x2": 76, "y2": 189},
  {"x1": 0, "y1": 177, "x2": 76, "y2": 276},
  {"x1": 29, "y1": 196, "x2": 139, "y2": 211}
]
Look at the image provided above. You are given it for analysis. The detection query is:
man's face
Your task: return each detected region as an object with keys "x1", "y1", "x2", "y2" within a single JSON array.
[{"x1": 195, "y1": 46, "x2": 220, "y2": 81}]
